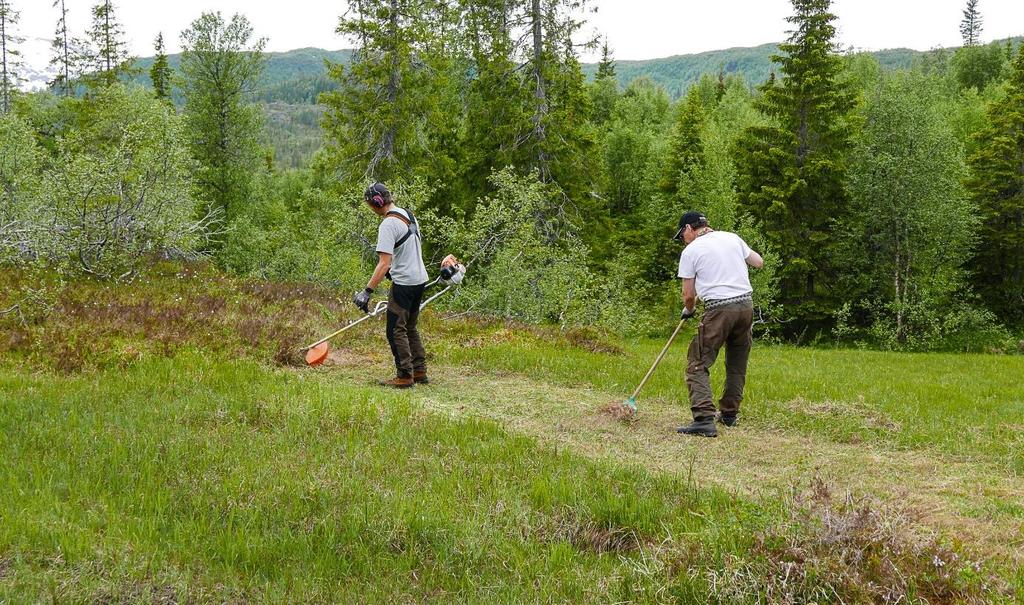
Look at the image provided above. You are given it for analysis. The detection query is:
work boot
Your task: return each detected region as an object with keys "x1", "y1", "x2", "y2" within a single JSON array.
[
  {"x1": 716, "y1": 413, "x2": 738, "y2": 427},
  {"x1": 413, "y1": 371, "x2": 429, "y2": 385},
  {"x1": 378, "y1": 376, "x2": 414, "y2": 389},
  {"x1": 676, "y1": 417, "x2": 718, "y2": 438}
]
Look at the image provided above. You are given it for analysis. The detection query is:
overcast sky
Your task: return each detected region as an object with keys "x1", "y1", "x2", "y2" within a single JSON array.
[{"x1": 16, "y1": 0, "x2": 1024, "y2": 67}]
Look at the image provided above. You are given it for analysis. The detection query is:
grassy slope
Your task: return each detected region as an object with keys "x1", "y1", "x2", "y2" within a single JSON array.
[{"x1": 1, "y1": 267, "x2": 1021, "y2": 602}]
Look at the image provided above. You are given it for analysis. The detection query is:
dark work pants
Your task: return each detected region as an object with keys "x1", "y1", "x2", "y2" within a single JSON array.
[
  {"x1": 685, "y1": 300, "x2": 754, "y2": 421},
  {"x1": 386, "y1": 282, "x2": 427, "y2": 378}
]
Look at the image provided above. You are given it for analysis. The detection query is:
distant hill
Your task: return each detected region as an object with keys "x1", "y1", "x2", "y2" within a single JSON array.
[
  {"x1": 129, "y1": 39, "x2": 1022, "y2": 103},
  {"x1": 133, "y1": 47, "x2": 353, "y2": 102},
  {"x1": 583, "y1": 43, "x2": 938, "y2": 98},
  {"x1": 584, "y1": 43, "x2": 781, "y2": 98},
  {"x1": 120, "y1": 38, "x2": 1019, "y2": 168}
]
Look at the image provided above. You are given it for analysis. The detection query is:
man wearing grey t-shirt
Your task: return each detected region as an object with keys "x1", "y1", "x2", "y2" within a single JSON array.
[{"x1": 353, "y1": 182, "x2": 430, "y2": 389}]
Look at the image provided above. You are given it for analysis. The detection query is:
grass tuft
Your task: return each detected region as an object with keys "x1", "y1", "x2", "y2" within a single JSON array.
[{"x1": 734, "y1": 477, "x2": 1003, "y2": 604}]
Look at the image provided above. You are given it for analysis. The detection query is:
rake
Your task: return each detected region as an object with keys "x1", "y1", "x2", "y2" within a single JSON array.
[{"x1": 623, "y1": 317, "x2": 689, "y2": 414}]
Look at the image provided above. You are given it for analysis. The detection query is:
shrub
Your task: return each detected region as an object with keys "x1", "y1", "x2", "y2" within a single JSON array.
[
  {"x1": 430, "y1": 169, "x2": 633, "y2": 330},
  {"x1": 0, "y1": 112, "x2": 44, "y2": 263},
  {"x1": 43, "y1": 84, "x2": 213, "y2": 279},
  {"x1": 217, "y1": 177, "x2": 443, "y2": 290}
]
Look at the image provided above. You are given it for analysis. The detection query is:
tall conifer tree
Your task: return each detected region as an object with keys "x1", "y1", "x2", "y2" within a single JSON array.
[
  {"x1": 150, "y1": 32, "x2": 171, "y2": 100},
  {"x1": 734, "y1": 0, "x2": 856, "y2": 331},
  {"x1": 179, "y1": 12, "x2": 266, "y2": 225},
  {"x1": 461, "y1": 0, "x2": 596, "y2": 203},
  {"x1": 84, "y1": 0, "x2": 131, "y2": 88},
  {"x1": 960, "y1": 0, "x2": 983, "y2": 47},
  {"x1": 596, "y1": 37, "x2": 615, "y2": 80},
  {"x1": 967, "y1": 47, "x2": 1024, "y2": 325},
  {"x1": 49, "y1": 0, "x2": 74, "y2": 97},
  {"x1": 321, "y1": 0, "x2": 449, "y2": 183},
  {"x1": 660, "y1": 87, "x2": 706, "y2": 202},
  {"x1": 0, "y1": 0, "x2": 23, "y2": 113}
]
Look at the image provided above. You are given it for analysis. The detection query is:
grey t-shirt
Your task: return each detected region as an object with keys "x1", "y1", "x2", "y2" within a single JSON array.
[{"x1": 375, "y1": 206, "x2": 429, "y2": 286}]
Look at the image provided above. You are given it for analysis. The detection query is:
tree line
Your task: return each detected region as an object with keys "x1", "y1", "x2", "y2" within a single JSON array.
[{"x1": 0, "y1": 0, "x2": 1022, "y2": 350}]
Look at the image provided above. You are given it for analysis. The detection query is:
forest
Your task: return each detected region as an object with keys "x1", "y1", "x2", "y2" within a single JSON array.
[{"x1": 1, "y1": 0, "x2": 1023, "y2": 351}]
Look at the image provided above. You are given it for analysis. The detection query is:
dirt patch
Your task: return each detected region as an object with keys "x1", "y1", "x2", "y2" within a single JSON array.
[{"x1": 325, "y1": 348, "x2": 372, "y2": 367}]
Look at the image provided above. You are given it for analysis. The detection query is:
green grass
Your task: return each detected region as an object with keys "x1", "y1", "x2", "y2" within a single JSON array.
[
  {"x1": 1, "y1": 266, "x2": 1020, "y2": 602},
  {"x1": 0, "y1": 353, "x2": 763, "y2": 602},
  {"x1": 435, "y1": 331, "x2": 1024, "y2": 472}
]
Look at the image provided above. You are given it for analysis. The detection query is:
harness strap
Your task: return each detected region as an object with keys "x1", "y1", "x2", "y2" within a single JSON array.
[{"x1": 385, "y1": 210, "x2": 419, "y2": 249}]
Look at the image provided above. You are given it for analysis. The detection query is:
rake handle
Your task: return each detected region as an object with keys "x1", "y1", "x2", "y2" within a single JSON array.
[{"x1": 630, "y1": 318, "x2": 688, "y2": 400}]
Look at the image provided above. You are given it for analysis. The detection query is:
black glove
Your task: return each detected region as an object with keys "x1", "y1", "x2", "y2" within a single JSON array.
[
  {"x1": 353, "y1": 287, "x2": 373, "y2": 313},
  {"x1": 681, "y1": 306, "x2": 696, "y2": 320}
]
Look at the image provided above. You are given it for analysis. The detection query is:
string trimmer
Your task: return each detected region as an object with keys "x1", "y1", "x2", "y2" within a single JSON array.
[
  {"x1": 619, "y1": 317, "x2": 689, "y2": 416},
  {"x1": 301, "y1": 262, "x2": 466, "y2": 367}
]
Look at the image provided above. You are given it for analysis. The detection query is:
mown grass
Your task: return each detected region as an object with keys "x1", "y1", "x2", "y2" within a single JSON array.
[
  {"x1": 434, "y1": 328, "x2": 1024, "y2": 473},
  {"x1": 1, "y1": 265, "x2": 1019, "y2": 602}
]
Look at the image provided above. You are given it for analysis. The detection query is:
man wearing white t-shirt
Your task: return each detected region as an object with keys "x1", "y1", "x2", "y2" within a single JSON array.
[{"x1": 674, "y1": 211, "x2": 764, "y2": 438}]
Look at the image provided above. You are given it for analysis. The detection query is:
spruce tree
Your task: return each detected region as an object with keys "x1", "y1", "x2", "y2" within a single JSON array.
[
  {"x1": 179, "y1": 11, "x2": 266, "y2": 225},
  {"x1": 596, "y1": 37, "x2": 615, "y2": 80},
  {"x1": 457, "y1": 0, "x2": 597, "y2": 210},
  {"x1": 49, "y1": 0, "x2": 74, "y2": 97},
  {"x1": 659, "y1": 87, "x2": 706, "y2": 201},
  {"x1": 150, "y1": 32, "x2": 171, "y2": 100},
  {"x1": 84, "y1": 0, "x2": 131, "y2": 88},
  {"x1": 460, "y1": 0, "x2": 533, "y2": 204},
  {"x1": 715, "y1": 64, "x2": 726, "y2": 103},
  {"x1": 967, "y1": 47, "x2": 1024, "y2": 325},
  {"x1": 588, "y1": 36, "x2": 619, "y2": 129},
  {"x1": 733, "y1": 0, "x2": 856, "y2": 332},
  {"x1": 0, "y1": 0, "x2": 23, "y2": 113},
  {"x1": 321, "y1": 0, "x2": 446, "y2": 183},
  {"x1": 960, "y1": 0, "x2": 983, "y2": 47}
]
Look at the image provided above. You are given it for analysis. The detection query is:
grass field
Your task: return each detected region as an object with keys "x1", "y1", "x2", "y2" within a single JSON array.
[{"x1": 1, "y1": 266, "x2": 1021, "y2": 603}]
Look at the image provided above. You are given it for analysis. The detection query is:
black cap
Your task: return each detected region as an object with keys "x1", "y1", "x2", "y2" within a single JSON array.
[{"x1": 674, "y1": 211, "x2": 708, "y2": 240}]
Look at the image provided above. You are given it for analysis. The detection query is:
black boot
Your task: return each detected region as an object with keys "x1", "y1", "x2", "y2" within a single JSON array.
[
  {"x1": 676, "y1": 417, "x2": 718, "y2": 438},
  {"x1": 716, "y1": 413, "x2": 738, "y2": 427}
]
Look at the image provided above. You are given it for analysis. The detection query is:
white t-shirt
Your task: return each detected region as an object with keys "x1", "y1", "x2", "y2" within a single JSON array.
[
  {"x1": 678, "y1": 231, "x2": 754, "y2": 301},
  {"x1": 375, "y1": 207, "x2": 429, "y2": 286}
]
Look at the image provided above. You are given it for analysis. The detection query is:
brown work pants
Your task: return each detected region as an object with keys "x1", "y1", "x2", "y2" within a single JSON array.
[
  {"x1": 386, "y1": 283, "x2": 427, "y2": 378},
  {"x1": 686, "y1": 300, "x2": 754, "y2": 421}
]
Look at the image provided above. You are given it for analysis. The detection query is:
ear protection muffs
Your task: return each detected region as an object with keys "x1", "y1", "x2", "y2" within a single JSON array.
[{"x1": 365, "y1": 183, "x2": 388, "y2": 209}]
